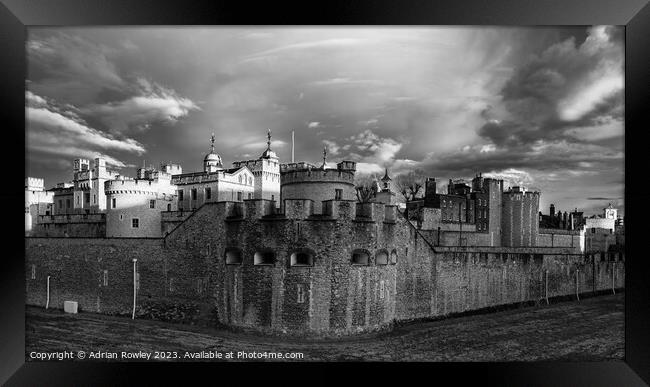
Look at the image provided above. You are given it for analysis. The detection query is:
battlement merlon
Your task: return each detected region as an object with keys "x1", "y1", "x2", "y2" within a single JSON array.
[{"x1": 355, "y1": 202, "x2": 387, "y2": 223}]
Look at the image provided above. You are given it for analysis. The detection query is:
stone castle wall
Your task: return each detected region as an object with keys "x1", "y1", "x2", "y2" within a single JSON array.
[
  {"x1": 32, "y1": 214, "x2": 106, "y2": 238},
  {"x1": 25, "y1": 199, "x2": 626, "y2": 337},
  {"x1": 537, "y1": 228, "x2": 584, "y2": 252}
]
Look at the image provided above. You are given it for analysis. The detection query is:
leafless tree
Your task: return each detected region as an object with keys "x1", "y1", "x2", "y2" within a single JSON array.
[
  {"x1": 395, "y1": 169, "x2": 426, "y2": 202},
  {"x1": 354, "y1": 174, "x2": 379, "y2": 203}
]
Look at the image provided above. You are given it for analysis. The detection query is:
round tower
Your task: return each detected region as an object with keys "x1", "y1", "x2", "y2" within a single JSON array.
[{"x1": 281, "y1": 151, "x2": 357, "y2": 214}]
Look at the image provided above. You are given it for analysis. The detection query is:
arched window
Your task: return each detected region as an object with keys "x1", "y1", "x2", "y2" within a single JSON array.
[
  {"x1": 351, "y1": 249, "x2": 370, "y2": 265},
  {"x1": 225, "y1": 247, "x2": 242, "y2": 265},
  {"x1": 375, "y1": 249, "x2": 389, "y2": 265},
  {"x1": 290, "y1": 249, "x2": 314, "y2": 267},
  {"x1": 254, "y1": 250, "x2": 275, "y2": 265},
  {"x1": 390, "y1": 249, "x2": 398, "y2": 264}
]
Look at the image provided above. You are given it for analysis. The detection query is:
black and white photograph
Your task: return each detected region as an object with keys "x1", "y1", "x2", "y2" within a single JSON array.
[{"x1": 24, "y1": 26, "x2": 626, "y2": 362}]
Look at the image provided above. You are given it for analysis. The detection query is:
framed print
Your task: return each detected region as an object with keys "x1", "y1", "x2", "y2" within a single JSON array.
[{"x1": 2, "y1": 0, "x2": 649, "y2": 385}]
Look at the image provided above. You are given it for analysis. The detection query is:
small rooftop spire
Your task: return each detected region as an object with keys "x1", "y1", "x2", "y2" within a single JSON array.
[
  {"x1": 266, "y1": 128, "x2": 272, "y2": 150},
  {"x1": 210, "y1": 132, "x2": 215, "y2": 153},
  {"x1": 381, "y1": 167, "x2": 391, "y2": 181},
  {"x1": 322, "y1": 145, "x2": 327, "y2": 168}
]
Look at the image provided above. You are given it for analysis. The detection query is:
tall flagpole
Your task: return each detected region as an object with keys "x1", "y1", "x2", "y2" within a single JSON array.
[{"x1": 292, "y1": 130, "x2": 295, "y2": 163}]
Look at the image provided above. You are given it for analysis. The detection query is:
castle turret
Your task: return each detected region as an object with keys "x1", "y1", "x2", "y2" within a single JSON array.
[
  {"x1": 280, "y1": 157, "x2": 356, "y2": 215},
  {"x1": 231, "y1": 129, "x2": 281, "y2": 206},
  {"x1": 375, "y1": 168, "x2": 396, "y2": 205},
  {"x1": 425, "y1": 177, "x2": 437, "y2": 198},
  {"x1": 501, "y1": 188, "x2": 539, "y2": 247},
  {"x1": 204, "y1": 133, "x2": 224, "y2": 173}
]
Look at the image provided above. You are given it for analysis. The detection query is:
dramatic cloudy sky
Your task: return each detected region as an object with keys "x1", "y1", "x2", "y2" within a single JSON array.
[{"x1": 26, "y1": 26, "x2": 624, "y2": 216}]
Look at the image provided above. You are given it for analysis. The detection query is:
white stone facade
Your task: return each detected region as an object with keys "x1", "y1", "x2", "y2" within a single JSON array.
[{"x1": 105, "y1": 176, "x2": 177, "y2": 238}]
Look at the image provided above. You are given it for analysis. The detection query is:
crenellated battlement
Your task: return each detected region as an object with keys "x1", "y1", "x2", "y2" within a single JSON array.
[
  {"x1": 281, "y1": 168, "x2": 355, "y2": 186},
  {"x1": 105, "y1": 179, "x2": 176, "y2": 196},
  {"x1": 37, "y1": 213, "x2": 106, "y2": 224},
  {"x1": 232, "y1": 159, "x2": 268, "y2": 170},
  {"x1": 212, "y1": 198, "x2": 398, "y2": 224},
  {"x1": 26, "y1": 177, "x2": 45, "y2": 191}
]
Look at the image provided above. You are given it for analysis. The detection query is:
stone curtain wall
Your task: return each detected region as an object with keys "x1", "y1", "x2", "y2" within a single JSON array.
[
  {"x1": 25, "y1": 237, "x2": 215, "y2": 324},
  {"x1": 25, "y1": 198, "x2": 626, "y2": 337},
  {"x1": 31, "y1": 222, "x2": 106, "y2": 238},
  {"x1": 537, "y1": 230, "x2": 581, "y2": 249},
  {"x1": 395, "y1": 243, "x2": 625, "y2": 322},
  {"x1": 27, "y1": 238, "x2": 163, "y2": 315},
  {"x1": 417, "y1": 229, "x2": 493, "y2": 248}
]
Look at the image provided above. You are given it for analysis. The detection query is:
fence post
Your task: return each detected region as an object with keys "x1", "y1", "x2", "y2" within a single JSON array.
[
  {"x1": 545, "y1": 269, "x2": 549, "y2": 305},
  {"x1": 132, "y1": 258, "x2": 138, "y2": 319},
  {"x1": 575, "y1": 268, "x2": 580, "y2": 301},
  {"x1": 612, "y1": 262, "x2": 616, "y2": 294},
  {"x1": 46, "y1": 275, "x2": 51, "y2": 309},
  {"x1": 592, "y1": 254, "x2": 596, "y2": 294}
]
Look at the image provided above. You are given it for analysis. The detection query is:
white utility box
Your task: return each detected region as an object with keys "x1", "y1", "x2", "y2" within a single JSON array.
[{"x1": 64, "y1": 301, "x2": 78, "y2": 314}]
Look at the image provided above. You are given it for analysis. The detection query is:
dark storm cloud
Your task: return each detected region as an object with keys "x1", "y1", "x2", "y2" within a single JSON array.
[
  {"x1": 28, "y1": 32, "x2": 127, "y2": 104},
  {"x1": 477, "y1": 26, "x2": 623, "y2": 147}
]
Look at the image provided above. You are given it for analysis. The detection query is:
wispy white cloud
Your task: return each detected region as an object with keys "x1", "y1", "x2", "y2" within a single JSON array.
[
  {"x1": 322, "y1": 139, "x2": 340, "y2": 156},
  {"x1": 310, "y1": 78, "x2": 386, "y2": 87},
  {"x1": 244, "y1": 38, "x2": 368, "y2": 60},
  {"x1": 483, "y1": 168, "x2": 534, "y2": 189},
  {"x1": 81, "y1": 77, "x2": 200, "y2": 133},
  {"x1": 26, "y1": 92, "x2": 145, "y2": 168},
  {"x1": 240, "y1": 139, "x2": 287, "y2": 150}
]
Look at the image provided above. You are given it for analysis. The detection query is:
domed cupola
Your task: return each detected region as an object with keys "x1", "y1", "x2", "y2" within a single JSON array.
[
  {"x1": 260, "y1": 129, "x2": 278, "y2": 159},
  {"x1": 204, "y1": 133, "x2": 224, "y2": 173}
]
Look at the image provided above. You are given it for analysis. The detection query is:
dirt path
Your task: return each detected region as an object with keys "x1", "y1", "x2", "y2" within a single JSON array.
[{"x1": 25, "y1": 294, "x2": 624, "y2": 361}]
